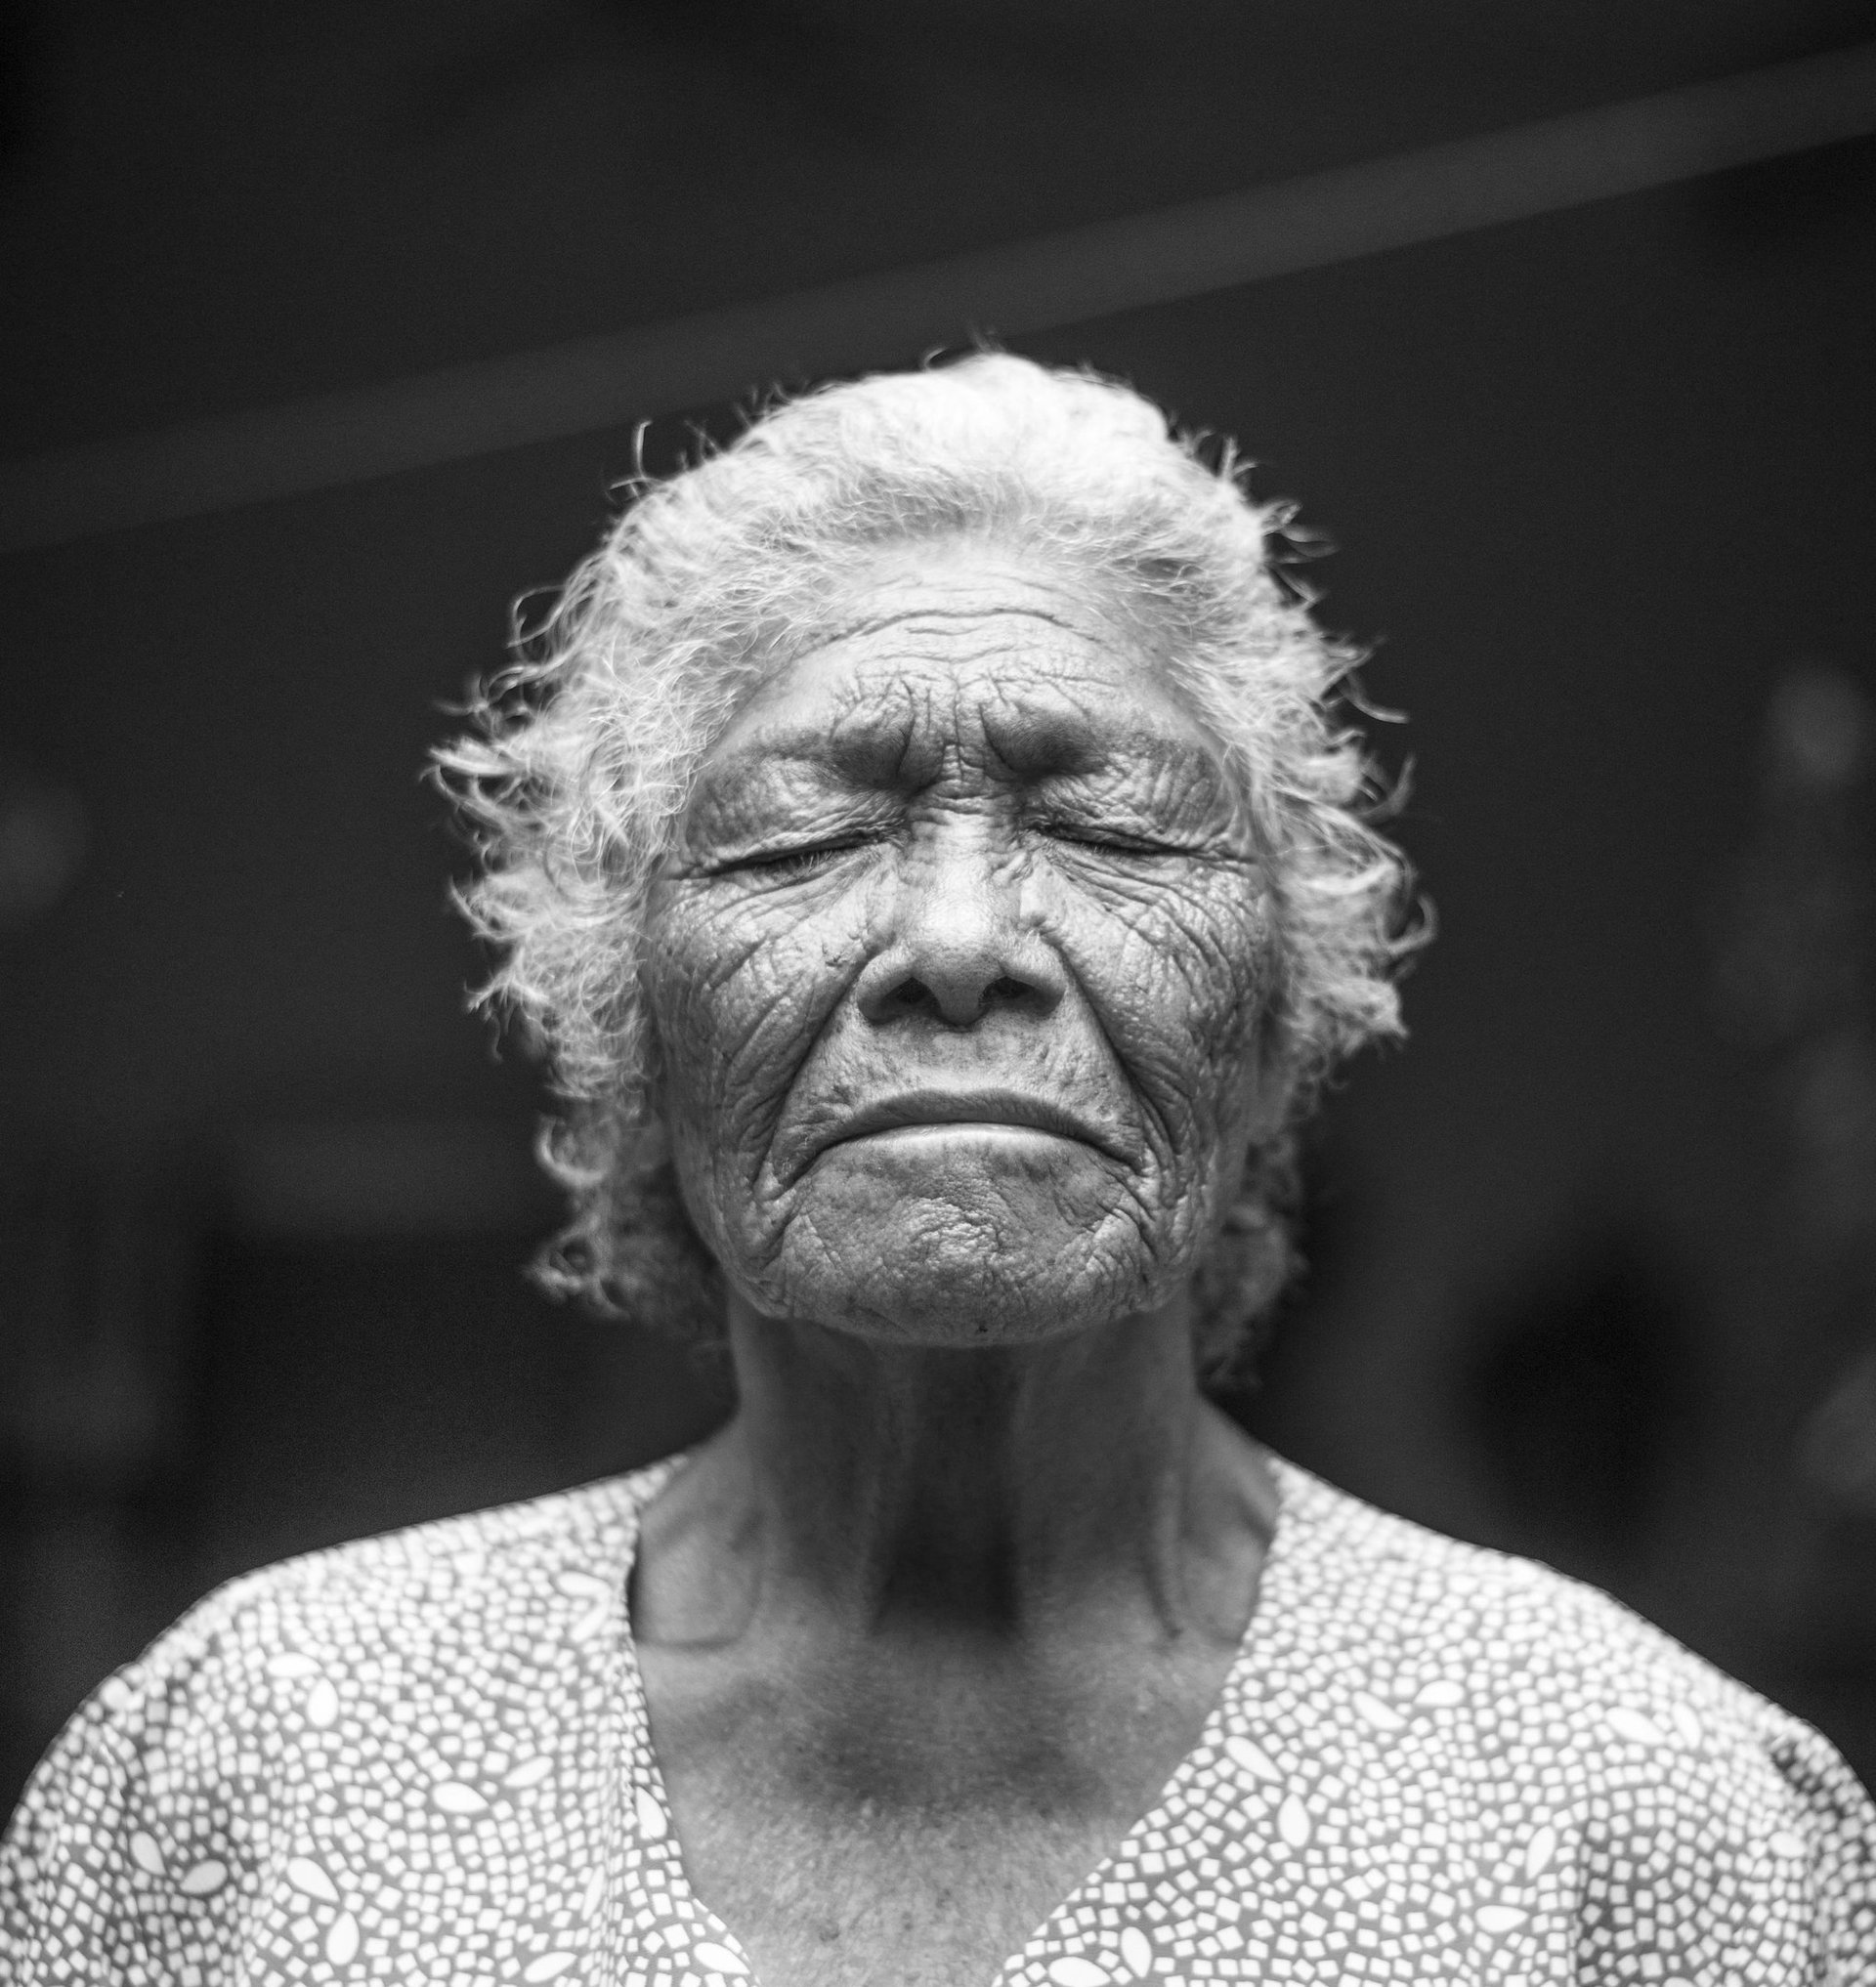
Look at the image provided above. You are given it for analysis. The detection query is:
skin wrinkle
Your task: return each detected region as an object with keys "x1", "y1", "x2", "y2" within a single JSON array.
[{"x1": 1054, "y1": 896, "x2": 1253, "y2": 1234}]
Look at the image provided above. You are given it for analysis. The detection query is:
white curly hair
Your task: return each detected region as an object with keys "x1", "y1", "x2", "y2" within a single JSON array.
[{"x1": 437, "y1": 353, "x2": 1421, "y2": 1377}]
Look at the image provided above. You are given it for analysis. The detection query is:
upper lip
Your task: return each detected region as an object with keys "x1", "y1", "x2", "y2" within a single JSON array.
[{"x1": 815, "y1": 1088, "x2": 1126, "y2": 1162}]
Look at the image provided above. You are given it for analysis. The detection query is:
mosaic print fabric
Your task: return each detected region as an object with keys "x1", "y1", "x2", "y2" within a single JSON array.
[{"x1": 4, "y1": 1454, "x2": 1873, "y2": 1984}]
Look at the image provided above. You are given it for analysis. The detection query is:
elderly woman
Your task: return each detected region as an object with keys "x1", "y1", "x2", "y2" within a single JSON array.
[{"x1": 4, "y1": 357, "x2": 1872, "y2": 1985}]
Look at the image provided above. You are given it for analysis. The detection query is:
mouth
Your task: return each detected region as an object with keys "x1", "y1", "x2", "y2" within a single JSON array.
[{"x1": 814, "y1": 1089, "x2": 1127, "y2": 1165}]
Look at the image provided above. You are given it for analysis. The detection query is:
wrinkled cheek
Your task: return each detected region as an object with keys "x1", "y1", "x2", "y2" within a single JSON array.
[
  {"x1": 639, "y1": 932, "x2": 758, "y2": 1214},
  {"x1": 1111, "y1": 900, "x2": 1270, "y2": 1095},
  {"x1": 1100, "y1": 923, "x2": 1274, "y2": 1274},
  {"x1": 641, "y1": 908, "x2": 840, "y2": 1277},
  {"x1": 654, "y1": 1051, "x2": 789, "y2": 1287},
  {"x1": 641, "y1": 936, "x2": 727, "y2": 1136}
]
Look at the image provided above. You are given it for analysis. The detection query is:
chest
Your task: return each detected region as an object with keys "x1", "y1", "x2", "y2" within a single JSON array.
[
  {"x1": 636, "y1": 1638, "x2": 1248, "y2": 1987},
  {"x1": 668, "y1": 1797, "x2": 1120, "y2": 1987}
]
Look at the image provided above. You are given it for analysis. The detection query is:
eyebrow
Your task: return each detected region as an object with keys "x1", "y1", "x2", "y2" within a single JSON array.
[{"x1": 708, "y1": 697, "x2": 1215, "y2": 793}]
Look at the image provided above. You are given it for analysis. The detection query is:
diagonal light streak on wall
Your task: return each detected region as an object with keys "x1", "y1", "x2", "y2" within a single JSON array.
[{"x1": 3, "y1": 40, "x2": 1873, "y2": 552}]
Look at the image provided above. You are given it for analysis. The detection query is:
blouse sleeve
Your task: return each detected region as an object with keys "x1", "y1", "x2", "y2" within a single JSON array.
[
  {"x1": 1, "y1": 1603, "x2": 263, "y2": 1984},
  {"x1": 4, "y1": 1684, "x2": 168, "y2": 1979},
  {"x1": 1618, "y1": 1704, "x2": 1876, "y2": 1986},
  {"x1": 1765, "y1": 1712, "x2": 1876, "y2": 1984}
]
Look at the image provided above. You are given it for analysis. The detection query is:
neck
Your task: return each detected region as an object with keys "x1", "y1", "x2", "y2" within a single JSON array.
[{"x1": 640, "y1": 1296, "x2": 1276, "y2": 1652}]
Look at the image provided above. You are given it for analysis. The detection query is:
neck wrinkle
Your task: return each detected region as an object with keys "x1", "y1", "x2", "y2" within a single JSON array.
[{"x1": 712, "y1": 1294, "x2": 1242, "y2": 1648}]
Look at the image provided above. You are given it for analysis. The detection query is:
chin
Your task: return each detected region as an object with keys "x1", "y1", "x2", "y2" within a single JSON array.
[
  {"x1": 761, "y1": 1193, "x2": 1187, "y2": 1347},
  {"x1": 702, "y1": 1137, "x2": 1209, "y2": 1346}
]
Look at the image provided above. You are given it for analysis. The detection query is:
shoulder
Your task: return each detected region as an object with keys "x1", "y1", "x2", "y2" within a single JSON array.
[
  {"x1": 79, "y1": 1464, "x2": 661, "y2": 1743},
  {"x1": 1275, "y1": 1452, "x2": 1785, "y2": 1715},
  {"x1": 0, "y1": 1462, "x2": 675, "y2": 1976},
  {"x1": 1267, "y1": 1457, "x2": 1876, "y2": 1967}
]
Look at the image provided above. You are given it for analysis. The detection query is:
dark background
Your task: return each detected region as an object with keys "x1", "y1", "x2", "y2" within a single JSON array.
[{"x1": 4, "y1": 0, "x2": 1875, "y2": 1811}]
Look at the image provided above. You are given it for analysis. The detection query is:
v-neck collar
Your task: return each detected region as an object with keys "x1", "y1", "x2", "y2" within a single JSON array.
[{"x1": 604, "y1": 1451, "x2": 1329, "y2": 1986}]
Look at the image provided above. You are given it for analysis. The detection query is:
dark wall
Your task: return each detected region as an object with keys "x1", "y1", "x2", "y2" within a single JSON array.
[{"x1": 4, "y1": 0, "x2": 1874, "y2": 1807}]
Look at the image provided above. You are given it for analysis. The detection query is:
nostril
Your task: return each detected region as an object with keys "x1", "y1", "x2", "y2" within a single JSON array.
[
  {"x1": 879, "y1": 971, "x2": 1046, "y2": 1025},
  {"x1": 857, "y1": 952, "x2": 1066, "y2": 1029},
  {"x1": 882, "y1": 976, "x2": 938, "y2": 1018}
]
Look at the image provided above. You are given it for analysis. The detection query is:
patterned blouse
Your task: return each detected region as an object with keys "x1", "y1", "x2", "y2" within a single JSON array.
[{"x1": 4, "y1": 1453, "x2": 1873, "y2": 1984}]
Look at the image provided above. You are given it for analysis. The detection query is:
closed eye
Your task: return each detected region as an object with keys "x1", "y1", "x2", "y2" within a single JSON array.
[
  {"x1": 720, "y1": 839, "x2": 873, "y2": 879},
  {"x1": 1039, "y1": 823, "x2": 1184, "y2": 859}
]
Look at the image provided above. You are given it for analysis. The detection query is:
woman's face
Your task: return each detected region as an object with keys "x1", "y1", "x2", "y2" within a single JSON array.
[{"x1": 645, "y1": 539, "x2": 1282, "y2": 1346}]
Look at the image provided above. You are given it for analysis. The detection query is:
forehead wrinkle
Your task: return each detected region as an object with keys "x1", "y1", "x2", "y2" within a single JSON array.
[
  {"x1": 822, "y1": 668, "x2": 939, "y2": 787},
  {"x1": 826, "y1": 662, "x2": 1175, "y2": 794},
  {"x1": 973, "y1": 668, "x2": 1221, "y2": 787},
  {"x1": 846, "y1": 612, "x2": 1195, "y2": 775},
  {"x1": 818, "y1": 600, "x2": 1089, "y2": 646},
  {"x1": 704, "y1": 596, "x2": 1224, "y2": 801}
]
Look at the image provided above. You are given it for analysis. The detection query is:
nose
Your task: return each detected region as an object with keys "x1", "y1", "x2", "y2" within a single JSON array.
[{"x1": 855, "y1": 838, "x2": 1066, "y2": 1029}]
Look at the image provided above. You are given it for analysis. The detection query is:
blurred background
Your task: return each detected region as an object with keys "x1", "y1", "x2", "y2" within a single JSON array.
[{"x1": 3, "y1": 0, "x2": 1875, "y2": 1810}]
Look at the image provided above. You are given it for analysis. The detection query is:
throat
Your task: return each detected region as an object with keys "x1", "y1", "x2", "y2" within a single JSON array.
[{"x1": 651, "y1": 1294, "x2": 1262, "y2": 1650}]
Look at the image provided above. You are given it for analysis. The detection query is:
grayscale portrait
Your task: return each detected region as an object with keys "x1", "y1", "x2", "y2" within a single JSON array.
[{"x1": 4, "y1": 353, "x2": 1872, "y2": 1984}]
